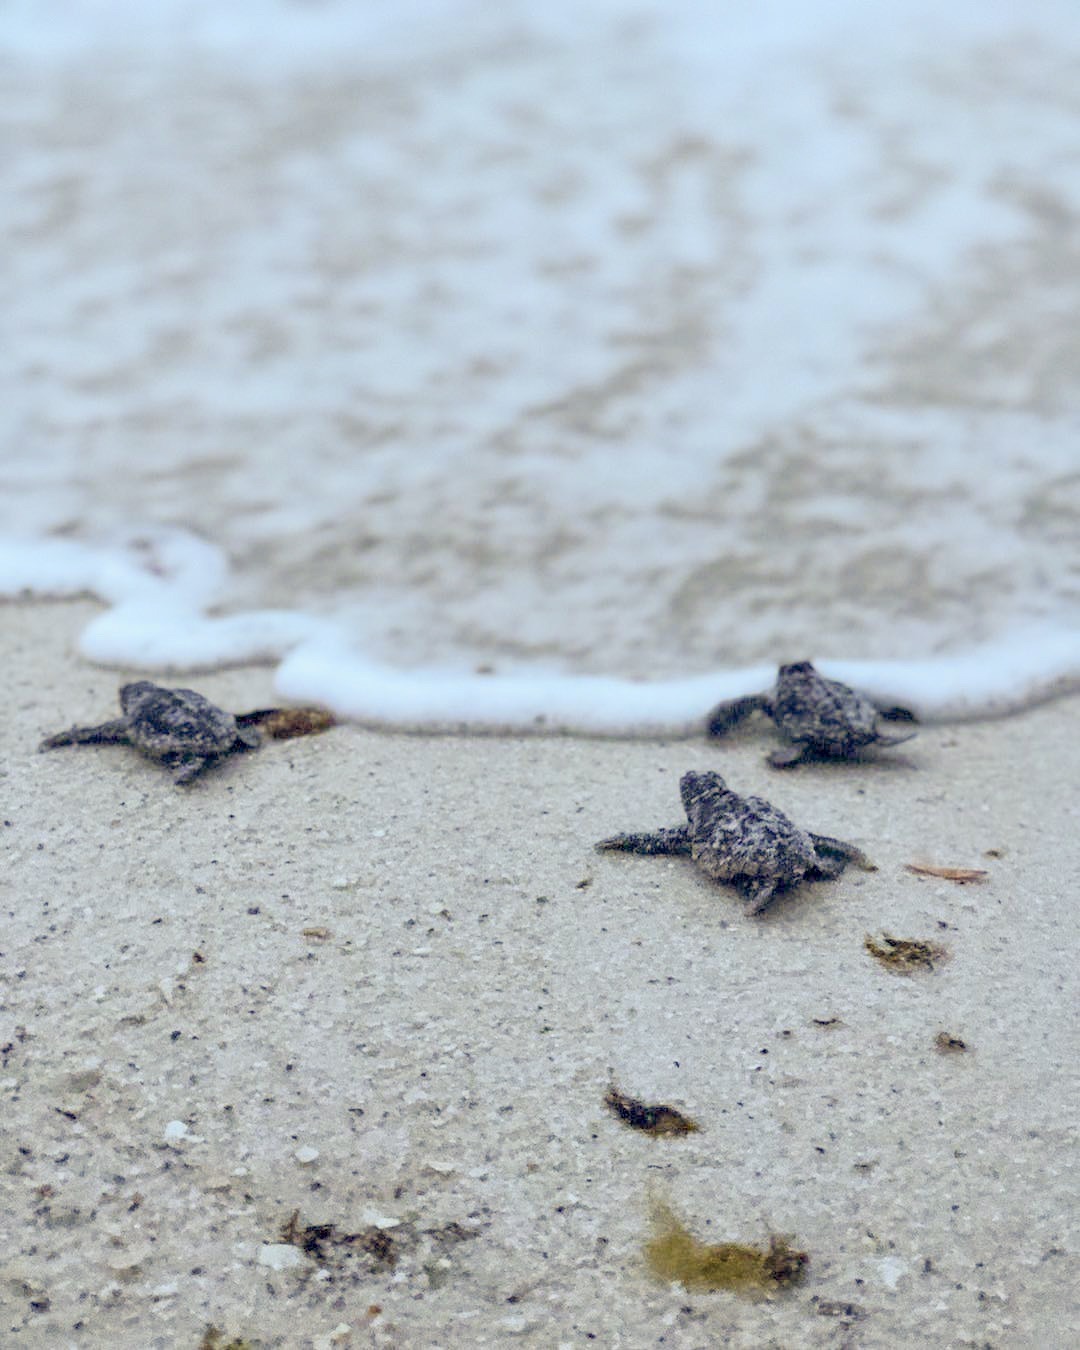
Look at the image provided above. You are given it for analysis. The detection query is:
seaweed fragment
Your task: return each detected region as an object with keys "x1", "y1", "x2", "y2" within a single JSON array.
[
  {"x1": 904, "y1": 863, "x2": 987, "y2": 883},
  {"x1": 934, "y1": 1032, "x2": 970, "y2": 1054},
  {"x1": 814, "y1": 1297, "x2": 866, "y2": 1321},
  {"x1": 279, "y1": 1209, "x2": 399, "y2": 1271},
  {"x1": 197, "y1": 1329, "x2": 256, "y2": 1350},
  {"x1": 864, "y1": 932, "x2": 949, "y2": 974},
  {"x1": 603, "y1": 1085, "x2": 700, "y2": 1137},
  {"x1": 235, "y1": 707, "x2": 336, "y2": 740},
  {"x1": 645, "y1": 1200, "x2": 807, "y2": 1293},
  {"x1": 424, "y1": 1221, "x2": 481, "y2": 1247}
]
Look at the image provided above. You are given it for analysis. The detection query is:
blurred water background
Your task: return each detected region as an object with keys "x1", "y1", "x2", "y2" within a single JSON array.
[{"x1": 2, "y1": 0, "x2": 1079, "y2": 693}]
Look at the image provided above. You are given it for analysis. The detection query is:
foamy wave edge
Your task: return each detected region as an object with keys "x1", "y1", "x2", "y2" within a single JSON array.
[{"x1": 3, "y1": 530, "x2": 1078, "y2": 734}]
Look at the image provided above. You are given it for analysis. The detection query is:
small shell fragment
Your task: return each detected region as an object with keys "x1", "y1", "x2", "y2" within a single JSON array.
[{"x1": 257, "y1": 1243, "x2": 305, "y2": 1270}]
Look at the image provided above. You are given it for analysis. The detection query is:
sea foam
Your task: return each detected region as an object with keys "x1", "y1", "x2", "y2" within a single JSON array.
[
  {"x1": 3, "y1": 531, "x2": 1077, "y2": 733},
  {"x1": 3, "y1": 1, "x2": 1079, "y2": 718}
]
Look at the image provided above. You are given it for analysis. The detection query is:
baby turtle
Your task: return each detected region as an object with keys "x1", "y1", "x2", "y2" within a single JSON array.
[
  {"x1": 40, "y1": 681, "x2": 261, "y2": 785},
  {"x1": 595, "y1": 769, "x2": 873, "y2": 915},
  {"x1": 706, "y1": 661, "x2": 916, "y2": 767}
]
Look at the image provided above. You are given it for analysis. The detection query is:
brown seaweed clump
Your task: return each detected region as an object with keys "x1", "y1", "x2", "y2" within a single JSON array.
[
  {"x1": 934, "y1": 1032, "x2": 970, "y2": 1054},
  {"x1": 279, "y1": 1209, "x2": 398, "y2": 1271},
  {"x1": 235, "y1": 707, "x2": 336, "y2": 740},
  {"x1": 645, "y1": 1200, "x2": 808, "y2": 1294},
  {"x1": 603, "y1": 1085, "x2": 700, "y2": 1137},
  {"x1": 864, "y1": 932, "x2": 949, "y2": 974}
]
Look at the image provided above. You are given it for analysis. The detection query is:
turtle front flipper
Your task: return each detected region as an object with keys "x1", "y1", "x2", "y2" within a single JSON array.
[
  {"x1": 595, "y1": 826, "x2": 692, "y2": 856},
  {"x1": 169, "y1": 753, "x2": 216, "y2": 786},
  {"x1": 742, "y1": 877, "x2": 780, "y2": 915},
  {"x1": 767, "y1": 743, "x2": 811, "y2": 769},
  {"x1": 872, "y1": 722, "x2": 918, "y2": 748},
  {"x1": 39, "y1": 718, "x2": 131, "y2": 751},
  {"x1": 874, "y1": 702, "x2": 918, "y2": 723},
  {"x1": 808, "y1": 833, "x2": 876, "y2": 877},
  {"x1": 705, "y1": 693, "x2": 768, "y2": 738}
]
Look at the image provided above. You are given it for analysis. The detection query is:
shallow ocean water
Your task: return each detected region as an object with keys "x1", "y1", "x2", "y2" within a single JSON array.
[{"x1": 2, "y1": 0, "x2": 1079, "y2": 725}]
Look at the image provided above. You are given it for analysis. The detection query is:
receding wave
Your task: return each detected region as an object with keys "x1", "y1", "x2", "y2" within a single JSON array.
[{"x1": 3, "y1": 530, "x2": 1077, "y2": 733}]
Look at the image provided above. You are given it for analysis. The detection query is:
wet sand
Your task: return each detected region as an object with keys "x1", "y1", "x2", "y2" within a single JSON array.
[
  {"x1": 7, "y1": 9, "x2": 1080, "y2": 678},
  {"x1": 1, "y1": 599, "x2": 1076, "y2": 1348}
]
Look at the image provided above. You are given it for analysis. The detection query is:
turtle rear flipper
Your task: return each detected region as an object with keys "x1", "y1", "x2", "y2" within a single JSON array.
[
  {"x1": 705, "y1": 693, "x2": 768, "y2": 738},
  {"x1": 808, "y1": 833, "x2": 876, "y2": 877},
  {"x1": 39, "y1": 718, "x2": 131, "y2": 750},
  {"x1": 595, "y1": 826, "x2": 692, "y2": 857}
]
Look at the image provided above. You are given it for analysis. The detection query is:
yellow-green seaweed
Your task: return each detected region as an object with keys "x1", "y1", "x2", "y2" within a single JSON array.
[
  {"x1": 197, "y1": 1328, "x2": 256, "y2": 1350},
  {"x1": 645, "y1": 1200, "x2": 807, "y2": 1294},
  {"x1": 864, "y1": 932, "x2": 949, "y2": 973}
]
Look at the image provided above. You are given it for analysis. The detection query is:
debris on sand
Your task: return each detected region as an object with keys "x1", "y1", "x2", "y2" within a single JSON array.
[
  {"x1": 644, "y1": 1199, "x2": 808, "y2": 1293},
  {"x1": 235, "y1": 707, "x2": 336, "y2": 739},
  {"x1": 864, "y1": 933, "x2": 949, "y2": 974},
  {"x1": 603, "y1": 1085, "x2": 699, "y2": 1137},
  {"x1": 904, "y1": 863, "x2": 987, "y2": 883}
]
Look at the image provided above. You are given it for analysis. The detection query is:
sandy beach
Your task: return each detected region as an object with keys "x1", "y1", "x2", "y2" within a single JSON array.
[
  {"x1": 5, "y1": 5, "x2": 1080, "y2": 1346},
  {"x1": 0, "y1": 599, "x2": 1075, "y2": 1348}
]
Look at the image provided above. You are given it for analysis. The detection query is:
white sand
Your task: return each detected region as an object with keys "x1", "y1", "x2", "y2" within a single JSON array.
[{"x1": 1, "y1": 601, "x2": 1076, "y2": 1347}]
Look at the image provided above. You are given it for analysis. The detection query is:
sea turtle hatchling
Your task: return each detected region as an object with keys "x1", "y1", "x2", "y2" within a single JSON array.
[
  {"x1": 40, "y1": 681, "x2": 261, "y2": 785},
  {"x1": 706, "y1": 661, "x2": 917, "y2": 767},
  {"x1": 595, "y1": 769, "x2": 874, "y2": 915}
]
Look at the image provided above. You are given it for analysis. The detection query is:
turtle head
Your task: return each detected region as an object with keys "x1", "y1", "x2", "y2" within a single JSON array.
[
  {"x1": 679, "y1": 770, "x2": 727, "y2": 813},
  {"x1": 119, "y1": 681, "x2": 162, "y2": 714},
  {"x1": 778, "y1": 661, "x2": 816, "y2": 679}
]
